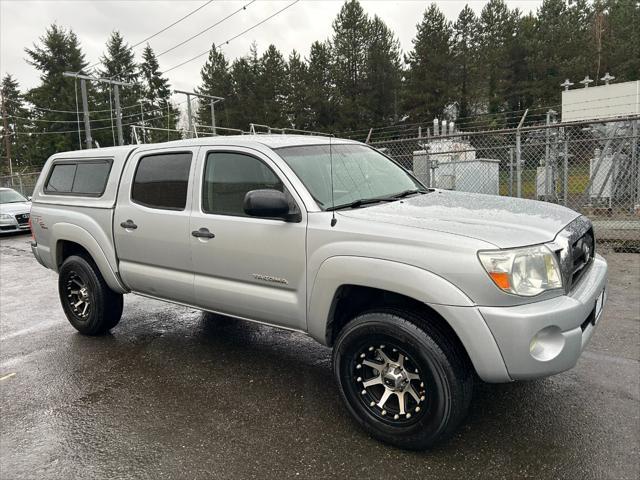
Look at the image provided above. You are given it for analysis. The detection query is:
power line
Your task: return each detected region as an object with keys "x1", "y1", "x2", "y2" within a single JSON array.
[
  {"x1": 85, "y1": 0, "x2": 216, "y2": 72},
  {"x1": 156, "y1": 1, "x2": 256, "y2": 59},
  {"x1": 164, "y1": 0, "x2": 302, "y2": 74},
  {"x1": 4, "y1": 109, "x2": 182, "y2": 137},
  {"x1": 7, "y1": 99, "x2": 188, "y2": 124}
]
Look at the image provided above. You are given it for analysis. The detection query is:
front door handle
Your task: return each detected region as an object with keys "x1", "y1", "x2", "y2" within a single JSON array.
[
  {"x1": 192, "y1": 227, "x2": 215, "y2": 239},
  {"x1": 120, "y1": 219, "x2": 138, "y2": 229}
]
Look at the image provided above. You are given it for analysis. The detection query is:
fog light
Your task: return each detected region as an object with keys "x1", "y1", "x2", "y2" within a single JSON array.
[{"x1": 529, "y1": 326, "x2": 565, "y2": 362}]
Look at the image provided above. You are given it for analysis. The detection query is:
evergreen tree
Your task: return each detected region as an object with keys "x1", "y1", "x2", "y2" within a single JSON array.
[
  {"x1": 140, "y1": 45, "x2": 179, "y2": 142},
  {"x1": 452, "y1": 5, "x2": 479, "y2": 120},
  {"x1": 196, "y1": 43, "x2": 232, "y2": 134},
  {"x1": 1, "y1": 75, "x2": 33, "y2": 173},
  {"x1": 365, "y1": 16, "x2": 402, "y2": 125},
  {"x1": 25, "y1": 24, "x2": 88, "y2": 160},
  {"x1": 331, "y1": 0, "x2": 370, "y2": 130},
  {"x1": 286, "y1": 50, "x2": 310, "y2": 129},
  {"x1": 404, "y1": 3, "x2": 454, "y2": 122},
  {"x1": 227, "y1": 43, "x2": 261, "y2": 130},
  {"x1": 96, "y1": 31, "x2": 141, "y2": 146},
  {"x1": 600, "y1": 0, "x2": 640, "y2": 82},
  {"x1": 532, "y1": 0, "x2": 584, "y2": 106},
  {"x1": 258, "y1": 44, "x2": 288, "y2": 127},
  {"x1": 307, "y1": 41, "x2": 335, "y2": 130},
  {"x1": 478, "y1": 0, "x2": 518, "y2": 115}
]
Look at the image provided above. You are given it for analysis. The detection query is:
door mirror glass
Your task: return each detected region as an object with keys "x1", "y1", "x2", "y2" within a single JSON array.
[{"x1": 244, "y1": 189, "x2": 291, "y2": 219}]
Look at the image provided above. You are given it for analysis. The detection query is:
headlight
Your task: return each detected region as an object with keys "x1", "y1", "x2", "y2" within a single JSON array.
[
  {"x1": 478, "y1": 245, "x2": 563, "y2": 296},
  {"x1": 0, "y1": 214, "x2": 13, "y2": 220}
]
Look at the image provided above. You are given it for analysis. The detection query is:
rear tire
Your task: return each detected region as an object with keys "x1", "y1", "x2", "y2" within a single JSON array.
[
  {"x1": 333, "y1": 309, "x2": 473, "y2": 450},
  {"x1": 58, "y1": 255, "x2": 123, "y2": 335}
]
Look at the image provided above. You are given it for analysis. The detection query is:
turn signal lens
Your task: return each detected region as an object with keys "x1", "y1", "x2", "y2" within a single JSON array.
[
  {"x1": 478, "y1": 245, "x2": 563, "y2": 296},
  {"x1": 489, "y1": 272, "x2": 511, "y2": 290}
]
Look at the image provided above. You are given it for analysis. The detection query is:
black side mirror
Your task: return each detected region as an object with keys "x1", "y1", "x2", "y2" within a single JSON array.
[{"x1": 243, "y1": 189, "x2": 299, "y2": 221}]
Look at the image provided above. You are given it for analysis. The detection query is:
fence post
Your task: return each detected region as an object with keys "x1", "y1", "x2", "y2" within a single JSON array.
[
  {"x1": 633, "y1": 119, "x2": 639, "y2": 210},
  {"x1": 17, "y1": 173, "x2": 24, "y2": 196},
  {"x1": 516, "y1": 109, "x2": 528, "y2": 198},
  {"x1": 563, "y1": 127, "x2": 569, "y2": 207},
  {"x1": 516, "y1": 131, "x2": 522, "y2": 198},
  {"x1": 545, "y1": 111, "x2": 551, "y2": 199},
  {"x1": 509, "y1": 147, "x2": 514, "y2": 197}
]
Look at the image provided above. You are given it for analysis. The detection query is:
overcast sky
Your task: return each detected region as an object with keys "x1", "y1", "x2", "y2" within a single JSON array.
[{"x1": 1, "y1": 0, "x2": 543, "y2": 97}]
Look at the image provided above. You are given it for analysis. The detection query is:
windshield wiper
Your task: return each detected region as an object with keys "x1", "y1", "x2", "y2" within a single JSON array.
[
  {"x1": 326, "y1": 197, "x2": 395, "y2": 211},
  {"x1": 389, "y1": 189, "x2": 428, "y2": 199}
]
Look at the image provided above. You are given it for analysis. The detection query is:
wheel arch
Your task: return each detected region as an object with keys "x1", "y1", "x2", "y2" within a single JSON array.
[
  {"x1": 307, "y1": 256, "x2": 511, "y2": 383},
  {"x1": 52, "y1": 223, "x2": 128, "y2": 294}
]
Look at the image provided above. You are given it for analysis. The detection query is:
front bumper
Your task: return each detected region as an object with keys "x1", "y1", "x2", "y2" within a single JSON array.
[
  {"x1": 0, "y1": 220, "x2": 30, "y2": 233},
  {"x1": 479, "y1": 253, "x2": 608, "y2": 380}
]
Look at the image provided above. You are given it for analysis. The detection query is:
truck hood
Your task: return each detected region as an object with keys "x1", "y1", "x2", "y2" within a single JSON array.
[
  {"x1": 0, "y1": 201, "x2": 31, "y2": 215},
  {"x1": 338, "y1": 190, "x2": 580, "y2": 249}
]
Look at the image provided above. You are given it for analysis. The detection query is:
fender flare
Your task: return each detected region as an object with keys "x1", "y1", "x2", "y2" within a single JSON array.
[
  {"x1": 308, "y1": 256, "x2": 474, "y2": 342},
  {"x1": 307, "y1": 256, "x2": 510, "y2": 382},
  {"x1": 51, "y1": 223, "x2": 128, "y2": 294}
]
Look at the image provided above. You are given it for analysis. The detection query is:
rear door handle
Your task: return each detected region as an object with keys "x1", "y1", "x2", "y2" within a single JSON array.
[
  {"x1": 192, "y1": 228, "x2": 215, "y2": 239},
  {"x1": 120, "y1": 220, "x2": 138, "y2": 229}
]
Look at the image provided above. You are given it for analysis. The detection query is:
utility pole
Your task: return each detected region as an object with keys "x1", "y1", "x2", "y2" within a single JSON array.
[
  {"x1": 174, "y1": 90, "x2": 223, "y2": 137},
  {"x1": 113, "y1": 85, "x2": 124, "y2": 146},
  {"x1": 1, "y1": 91, "x2": 13, "y2": 177},
  {"x1": 138, "y1": 99, "x2": 147, "y2": 144},
  {"x1": 63, "y1": 72, "x2": 134, "y2": 148},
  {"x1": 79, "y1": 79, "x2": 92, "y2": 149}
]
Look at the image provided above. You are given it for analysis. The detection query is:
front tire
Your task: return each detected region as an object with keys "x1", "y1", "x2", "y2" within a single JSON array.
[
  {"x1": 333, "y1": 309, "x2": 473, "y2": 450},
  {"x1": 58, "y1": 255, "x2": 123, "y2": 335}
]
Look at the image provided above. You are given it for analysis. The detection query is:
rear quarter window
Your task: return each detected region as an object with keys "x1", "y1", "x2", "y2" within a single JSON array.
[{"x1": 44, "y1": 160, "x2": 112, "y2": 196}]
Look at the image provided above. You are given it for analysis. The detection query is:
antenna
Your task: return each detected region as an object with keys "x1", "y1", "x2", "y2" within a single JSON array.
[{"x1": 330, "y1": 133, "x2": 337, "y2": 227}]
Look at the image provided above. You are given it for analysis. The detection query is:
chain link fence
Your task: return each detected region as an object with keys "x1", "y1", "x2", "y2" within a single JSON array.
[
  {"x1": 370, "y1": 116, "x2": 640, "y2": 249},
  {"x1": 0, "y1": 172, "x2": 41, "y2": 198},
  {"x1": 4, "y1": 116, "x2": 639, "y2": 248}
]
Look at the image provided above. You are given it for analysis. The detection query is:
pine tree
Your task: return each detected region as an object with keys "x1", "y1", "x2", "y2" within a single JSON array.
[
  {"x1": 600, "y1": 0, "x2": 640, "y2": 82},
  {"x1": 307, "y1": 41, "x2": 335, "y2": 131},
  {"x1": 478, "y1": 0, "x2": 518, "y2": 115},
  {"x1": 452, "y1": 5, "x2": 479, "y2": 120},
  {"x1": 25, "y1": 24, "x2": 88, "y2": 161},
  {"x1": 365, "y1": 16, "x2": 402, "y2": 126},
  {"x1": 96, "y1": 31, "x2": 141, "y2": 145},
  {"x1": 1, "y1": 75, "x2": 33, "y2": 173},
  {"x1": 331, "y1": 0, "x2": 370, "y2": 130},
  {"x1": 404, "y1": 3, "x2": 454, "y2": 123},
  {"x1": 196, "y1": 43, "x2": 232, "y2": 134},
  {"x1": 227, "y1": 44, "x2": 261, "y2": 130},
  {"x1": 258, "y1": 44, "x2": 288, "y2": 127},
  {"x1": 286, "y1": 50, "x2": 310, "y2": 129},
  {"x1": 140, "y1": 45, "x2": 179, "y2": 142}
]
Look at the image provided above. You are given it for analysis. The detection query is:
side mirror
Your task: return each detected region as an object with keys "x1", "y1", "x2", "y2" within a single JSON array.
[
  {"x1": 27, "y1": 196, "x2": 32, "y2": 201},
  {"x1": 244, "y1": 189, "x2": 298, "y2": 221}
]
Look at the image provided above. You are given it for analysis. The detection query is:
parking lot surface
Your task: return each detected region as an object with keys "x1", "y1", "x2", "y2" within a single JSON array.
[{"x1": 1, "y1": 232, "x2": 639, "y2": 479}]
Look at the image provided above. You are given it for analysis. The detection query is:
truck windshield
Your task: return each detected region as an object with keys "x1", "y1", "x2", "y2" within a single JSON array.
[
  {"x1": 275, "y1": 144, "x2": 425, "y2": 210},
  {"x1": 0, "y1": 189, "x2": 28, "y2": 204}
]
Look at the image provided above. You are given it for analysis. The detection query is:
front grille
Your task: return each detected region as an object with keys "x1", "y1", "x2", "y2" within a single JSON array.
[
  {"x1": 554, "y1": 216, "x2": 595, "y2": 293},
  {"x1": 15, "y1": 213, "x2": 29, "y2": 225},
  {"x1": 570, "y1": 228, "x2": 594, "y2": 287}
]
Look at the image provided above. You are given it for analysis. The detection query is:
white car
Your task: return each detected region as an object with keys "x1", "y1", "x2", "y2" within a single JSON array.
[{"x1": 0, "y1": 187, "x2": 31, "y2": 234}]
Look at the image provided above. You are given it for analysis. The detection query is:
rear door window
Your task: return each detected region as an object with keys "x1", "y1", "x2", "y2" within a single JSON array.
[{"x1": 131, "y1": 152, "x2": 192, "y2": 210}]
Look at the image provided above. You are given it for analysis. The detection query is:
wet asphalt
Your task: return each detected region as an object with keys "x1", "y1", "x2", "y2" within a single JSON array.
[{"x1": 0, "y1": 233, "x2": 638, "y2": 480}]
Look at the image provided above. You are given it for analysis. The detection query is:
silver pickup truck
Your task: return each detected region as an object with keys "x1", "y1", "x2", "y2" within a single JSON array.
[{"x1": 30, "y1": 135, "x2": 607, "y2": 449}]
